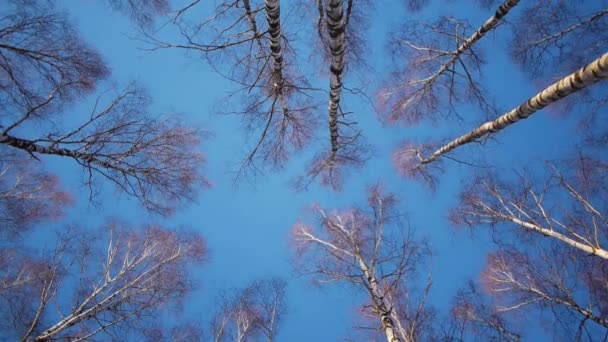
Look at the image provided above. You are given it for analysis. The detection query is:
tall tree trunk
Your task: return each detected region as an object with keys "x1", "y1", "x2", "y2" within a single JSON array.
[
  {"x1": 355, "y1": 254, "x2": 404, "y2": 342},
  {"x1": 325, "y1": 0, "x2": 346, "y2": 157},
  {"x1": 420, "y1": 52, "x2": 608, "y2": 164},
  {"x1": 265, "y1": 0, "x2": 289, "y2": 116}
]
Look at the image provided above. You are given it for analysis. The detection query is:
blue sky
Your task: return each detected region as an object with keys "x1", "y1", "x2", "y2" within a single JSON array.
[{"x1": 18, "y1": 0, "x2": 603, "y2": 340}]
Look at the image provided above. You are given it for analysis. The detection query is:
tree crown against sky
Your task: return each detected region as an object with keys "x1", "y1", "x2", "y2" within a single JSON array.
[{"x1": 0, "y1": 0, "x2": 607, "y2": 340}]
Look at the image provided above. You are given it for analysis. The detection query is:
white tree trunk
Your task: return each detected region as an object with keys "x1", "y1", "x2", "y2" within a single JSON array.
[{"x1": 420, "y1": 52, "x2": 608, "y2": 164}]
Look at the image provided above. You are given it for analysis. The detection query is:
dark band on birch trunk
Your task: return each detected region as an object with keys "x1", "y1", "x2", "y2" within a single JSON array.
[{"x1": 325, "y1": 0, "x2": 346, "y2": 155}]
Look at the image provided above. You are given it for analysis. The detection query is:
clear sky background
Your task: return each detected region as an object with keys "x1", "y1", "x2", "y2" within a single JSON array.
[{"x1": 22, "y1": 0, "x2": 603, "y2": 340}]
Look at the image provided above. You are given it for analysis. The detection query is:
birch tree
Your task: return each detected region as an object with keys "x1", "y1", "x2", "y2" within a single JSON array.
[
  {"x1": 210, "y1": 278, "x2": 287, "y2": 342},
  {"x1": 381, "y1": 0, "x2": 520, "y2": 124},
  {"x1": 0, "y1": 223, "x2": 207, "y2": 342},
  {"x1": 147, "y1": 0, "x2": 317, "y2": 177},
  {"x1": 481, "y1": 245, "x2": 608, "y2": 339},
  {"x1": 452, "y1": 157, "x2": 608, "y2": 260},
  {"x1": 300, "y1": 0, "x2": 370, "y2": 190},
  {"x1": 394, "y1": 52, "x2": 608, "y2": 178},
  {"x1": 0, "y1": 0, "x2": 108, "y2": 121},
  {"x1": 1, "y1": 84, "x2": 208, "y2": 215},
  {"x1": 0, "y1": 2, "x2": 208, "y2": 215},
  {"x1": 291, "y1": 187, "x2": 433, "y2": 342}
]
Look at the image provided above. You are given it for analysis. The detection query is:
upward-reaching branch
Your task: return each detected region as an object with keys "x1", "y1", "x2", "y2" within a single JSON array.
[
  {"x1": 383, "y1": 0, "x2": 520, "y2": 124},
  {"x1": 209, "y1": 278, "x2": 287, "y2": 342},
  {"x1": 511, "y1": 1, "x2": 608, "y2": 78},
  {"x1": 482, "y1": 247, "x2": 608, "y2": 334},
  {"x1": 0, "y1": 224, "x2": 206, "y2": 341},
  {"x1": 453, "y1": 159, "x2": 608, "y2": 260}
]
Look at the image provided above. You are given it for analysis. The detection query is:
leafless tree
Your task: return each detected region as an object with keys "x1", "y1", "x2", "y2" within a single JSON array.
[
  {"x1": 210, "y1": 277, "x2": 287, "y2": 342},
  {"x1": 0, "y1": 223, "x2": 207, "y2": 342},
  {"x1": 446, "y1": 153, "x2": 608, "y2": 339},
  {"x1": 297, "y1": 0, "x2": 370, "y2": 190},
  {"x1": 381, "y1": 0, "x2": 520, "y2": 125},
  {"x1": 145, "y1": 0, "x2": 318, "y2": 179},
  {"x1": 511, "y1": 0, "x2": 608, "y2": 79},
  {"x1": 0, "y1": 151, "x2": 71, "y2": 239},
  {"x1": 443, "y1": 281, "x2": 521, "y2": 342},
  {"x1": 1, "y1": 84, "x2": 208, "y2": 215},
  {"x1": 481, "y1": 244, "x2": 608, "y2": 340},
  {"x1": 147, "y1": 0, "x2": 375, "y2": 188},
  {"x1": 291, "y1": 186, "x2": 433, "y2": 342},
  {"x1": 395, "y1": 52, "x2": 608, "y2": 179},
  {"x1": 0, "y1": 2, "x2": 208, "y2": 215},
  {"x1": 452, "y1": 157, "x2": 608, "y2": 260},
  {"x1": 0, "y1": 1, "x2": 108, "y2": 122}
]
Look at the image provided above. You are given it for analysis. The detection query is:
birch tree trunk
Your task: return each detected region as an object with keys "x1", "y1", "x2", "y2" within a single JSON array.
[
  {"x1": 265, "y1": 0, "x2": 289, "y2": 116},
  {"x1": 325, "y1": 0, "x2": 346, "y2": 157},
  {"x1": 356, "y1": 254, "x2": 403, "y2": 342},
  {"x1": 419, "y1": 52, "x2": 608, "y2": 164},
  {"x1": 0, "y1": 134, "x2": 125, "y2": 172}
]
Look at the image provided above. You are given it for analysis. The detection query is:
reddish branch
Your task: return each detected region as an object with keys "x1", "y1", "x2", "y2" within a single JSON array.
[
  {"x1": 210, "y1": 278, "x2": 287, "y2": 342},
  {"x1": 0, "y1": 155, "x2": 71, "y2": 238},
  {"x1": 383, "y1": 0, "x2": 520, "y2": 124}
]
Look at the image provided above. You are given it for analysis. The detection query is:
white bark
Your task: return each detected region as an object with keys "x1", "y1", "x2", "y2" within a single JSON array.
[
  {"x1": 500, "y1": 215, "x2": 608, "y2": 260},
  {"x1": 356, "y1": 254, "x2": 404, "y2": 342},
  {"x1": 31, "y1": 232, "x2": 184, "y2": 341},
  {"x1": 420, "y1": 52, "x2": 608, "y2": 164}
]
